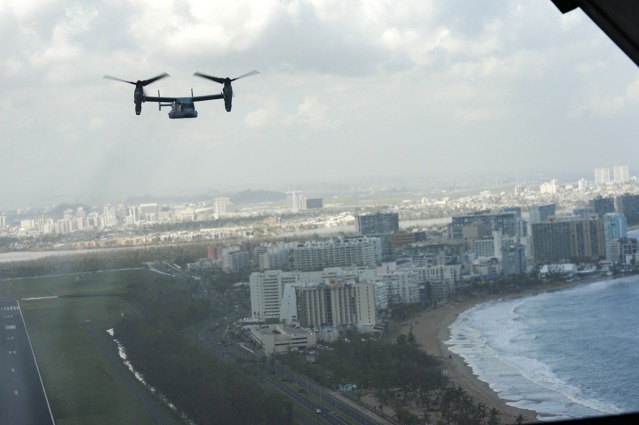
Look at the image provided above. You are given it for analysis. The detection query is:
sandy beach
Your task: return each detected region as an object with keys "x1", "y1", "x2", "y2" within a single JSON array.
[{"x1": 405, "y1": 280, "x2": 600, "y2": 424}]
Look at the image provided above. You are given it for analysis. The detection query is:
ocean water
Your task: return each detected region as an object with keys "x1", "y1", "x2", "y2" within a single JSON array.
[{"x1": 446, "y1": 276, "x2": 639, "y2": 421}]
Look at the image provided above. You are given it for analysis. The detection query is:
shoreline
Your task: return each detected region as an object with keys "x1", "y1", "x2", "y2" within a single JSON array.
[{"x1": 406, "y1": 278, "x2": 605, "y2": 423}]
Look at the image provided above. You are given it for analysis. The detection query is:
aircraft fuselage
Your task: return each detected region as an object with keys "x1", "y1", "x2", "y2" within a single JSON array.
[{"x1": 168, "y1": 98, "x2": 198, "y2": 119}]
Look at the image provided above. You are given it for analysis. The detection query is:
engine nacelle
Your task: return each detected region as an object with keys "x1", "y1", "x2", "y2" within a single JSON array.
[
  {"x1": 223, "y1": 83, "x2": 233, "y2": 112},
  {"x1": 134, "y1": 85, "x2": 144, "y2": 115}
]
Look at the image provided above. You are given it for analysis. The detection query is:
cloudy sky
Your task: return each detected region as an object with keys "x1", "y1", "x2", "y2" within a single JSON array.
[{"x1": 1, "y1": 0, "x2": 638, "y2": 208}]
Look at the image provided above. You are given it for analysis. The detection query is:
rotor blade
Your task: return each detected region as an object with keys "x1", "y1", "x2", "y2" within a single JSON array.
[
  {"x1": 103, "y1": 75, "x2": 135, "y2": 85},
  {"x1": 231, "y1": 70, "x2": 259, "y2": 82},
  {"x1": 142, "y1": 72, "x2": 170, "y2": 86},
  {"x1": 193, "y1": 72, "x2": 226, "y2": 84}
]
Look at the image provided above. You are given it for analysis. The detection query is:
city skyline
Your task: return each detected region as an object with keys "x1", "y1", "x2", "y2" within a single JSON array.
[{"x1": 2, "y1": 1, "x2": 639, "y2": 209}]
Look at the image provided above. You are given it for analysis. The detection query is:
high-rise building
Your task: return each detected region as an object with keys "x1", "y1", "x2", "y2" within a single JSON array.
[
  {"x1": 302, "y1": 197, "x2": 324, "y2": 209},
  {"x1": 355, "y1": 212, "x2": 399, "y2": 235},
  {"x1": 529, "y1": 204, "x2": 556, "y2": 223},
  {"x1": 531, "y1": 216, "x2": 605, "y2": 263},
  {"x1": 448, "y1": 210, "x2": 524, "y2": 240},
  {"x1": 589, "y1": 196, "x2": 615, "y2": 218},
  {"x1": 291, "y1": 237, "x2": 380, "y2": 271},
  {"x1": 250, "y1": 270, "x2": 304, "y2": 321},
  {"x1": 502, "y1": 244, "x2": 527, "y2": 275},
  {"x1": 227, "y1": 251, "x2": 251, "y2": 273},
  {"x1": 286, "y1": 191, "x2": 303, "y2": 212},
  {"x1": 295, "y1": 280, "x2": 376, "y2": 329},
  {"x1": 613, "y1": 165, "x2": 630, "y2": 183},
  {"x1": 250, "y1": 269, "x2": 377, "y2": 326},
  {"x1": 540, "y1": 179, "x2": 560, "y2": 194},
  {"x1": 138, "y1": 203, "x2": 159, "y2": 222},
  {"x1": 213, "y1": 197, "x2": 229, "y2": 216},
  {"x1": 615, "y1": 194, "x2": 639, "y2": 226},
  {"x1": 603, "y1": 213, "x2": 627, "y2": 260},
  {"x1": 578, "y1": 179, "x2": 589, "y2": 191},
  {"x1": 594, "y1": 168, "x2": 610, "y2": 185}
]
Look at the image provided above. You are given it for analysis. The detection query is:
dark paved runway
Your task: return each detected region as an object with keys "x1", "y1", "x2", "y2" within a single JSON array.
[{"x1": 0, "y1": 298, "x2": 55, "y2": 425}]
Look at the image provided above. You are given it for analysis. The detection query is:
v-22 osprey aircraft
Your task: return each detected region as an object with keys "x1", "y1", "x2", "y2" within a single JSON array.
[{"x1": 103, "y1": 70, "x2": 259, "y2": 119}]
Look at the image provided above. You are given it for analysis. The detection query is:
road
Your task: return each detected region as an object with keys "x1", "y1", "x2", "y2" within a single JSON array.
[
  {"x1": 0, "y1": 298, "x2": 55, "y2": 425},
  {"x1": 199, "y1": 328, "x2": 390, "y2": 425}
]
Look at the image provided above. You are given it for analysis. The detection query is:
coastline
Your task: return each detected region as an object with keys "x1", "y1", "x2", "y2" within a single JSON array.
[{"x1": 405, "y1": 279, "x2": 603, "y2": 423}]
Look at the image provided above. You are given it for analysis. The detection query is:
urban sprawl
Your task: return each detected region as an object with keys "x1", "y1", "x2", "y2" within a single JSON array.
[{"x1": 3, "y1": 166, "x2": 639, "y2": 355}]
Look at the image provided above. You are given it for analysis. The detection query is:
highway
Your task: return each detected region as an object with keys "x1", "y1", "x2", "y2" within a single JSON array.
[
  {"x1": 199, "y1": 328, "x2": 389, "y2": 425},
  {"x1": 0, "y1": 298, "x2": 55, "y2": 425}
]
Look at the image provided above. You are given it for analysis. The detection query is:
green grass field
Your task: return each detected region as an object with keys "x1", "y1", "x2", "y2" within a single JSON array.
[{"x1": 2, "y1": 269, "x2": 182, "y2": 425}]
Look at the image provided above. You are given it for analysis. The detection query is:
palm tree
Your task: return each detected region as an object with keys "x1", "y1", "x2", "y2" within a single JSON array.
[
  {"x1": 514, "y1": 413, "x2": 527, "y2": 425},
  {"x1": 488, "y1": 407, "x2": 501, "y2": 425}
]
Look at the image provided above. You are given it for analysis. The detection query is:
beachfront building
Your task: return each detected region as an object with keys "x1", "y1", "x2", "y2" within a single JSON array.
[
  {"x1": 603, "y1": 213, "x2": 627, "y2": 261},
  {"x1": 250, "y1": 263, "x2": 464, "y2": 324},
  {"x1": 250, "y1": 269, "x2": 338, "y2": 321},
  {"x1": 501, "y1": 244, "x2": 527, "y2": 276},
  {"x1": 538, "y1": 264, "x2": 578, "y2": 280},
  {"x1": 250, "y1": 267, "x2": 379, "y2": 322},
  {"x1": 531, "y1": 216, "x2": 605, "y2": 264},
  {"x1": 295, "y1": 280, "x2": 376, "y2": 331},
  {"x1": 610, "y1": 237, "x2": 638, "y2": 266},
  {"x1": 471, "y1": 258, "x2": 501, "y2": 279},
  {"x1": 374, "y1": 270, "x2": 420, "y2": 305},
  {"x1": 425, "y1": 281, "x2": 457, "y2": 303}
]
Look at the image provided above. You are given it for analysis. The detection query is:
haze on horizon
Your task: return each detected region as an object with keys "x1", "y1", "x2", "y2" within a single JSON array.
[{"x1": 1, "y1": 0, "x2": 638, "y2": 209}]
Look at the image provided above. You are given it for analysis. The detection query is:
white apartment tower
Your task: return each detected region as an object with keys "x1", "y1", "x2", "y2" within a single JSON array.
[
  {"x1": 250, "y1": 269, "x2": 333, "y2": 321},
  {"x1": 594, "y1": 168, "x2": 610, "y2": 185},
  {"x1": 250, "y1": 268, "x2": 377, "y2": 326},
  {"x1": 613, "y1": 165, "x2": 630, "y2": 183},
  {"x1": 250, "y1": 270, "x2": 300, "y2": 321},
  {"x1": 286, "y1": 191, "x2": 303, "y2": 212},
  {"x1": 540, "y1": 179, "x2": 559, "y2": 194},
  {"x1": 213, "y1": 197, "x2": 229, "y2": 216}
]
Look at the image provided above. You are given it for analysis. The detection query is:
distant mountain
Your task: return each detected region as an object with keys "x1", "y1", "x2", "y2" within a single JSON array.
[{"x1": 230, "y1": 189, "x2": 286, "y2": 204}]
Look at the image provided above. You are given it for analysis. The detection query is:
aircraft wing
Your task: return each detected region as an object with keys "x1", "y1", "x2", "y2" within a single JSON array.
[
  {"x1": 192, "y1": 94, "x2": 224, "y2": 102},
  {"x1": 143, "y1": 95, "x2": 178, "y2": 103},
  {"x1": 551, "y1": 0, "x2": 639, "y2": 68}
]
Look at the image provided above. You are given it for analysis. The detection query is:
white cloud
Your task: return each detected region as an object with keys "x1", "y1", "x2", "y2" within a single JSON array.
[
  {"x1": 0, "y1": 0, "x2": 637, "y2": 206},
  {"x1": 129, "y1": 0, "x2": 279, "y2": 56},
  {"x1": 570, "y1": 76, "x2": 639, "y2": 117},
  {"x1": 294, "y1": 96, "x2": 341, "y2": 131}
]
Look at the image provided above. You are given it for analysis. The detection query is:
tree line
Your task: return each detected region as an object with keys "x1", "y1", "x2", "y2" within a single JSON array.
[
  {"x1": 0, "y1": 244, "x2": 208, "y2": 279},
  {"x1": 114, "y1": 273, "x2": 293, "y2": 425},
  {"x1": 281, "y1": 332, "x2": 503, "y2": 425}
]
